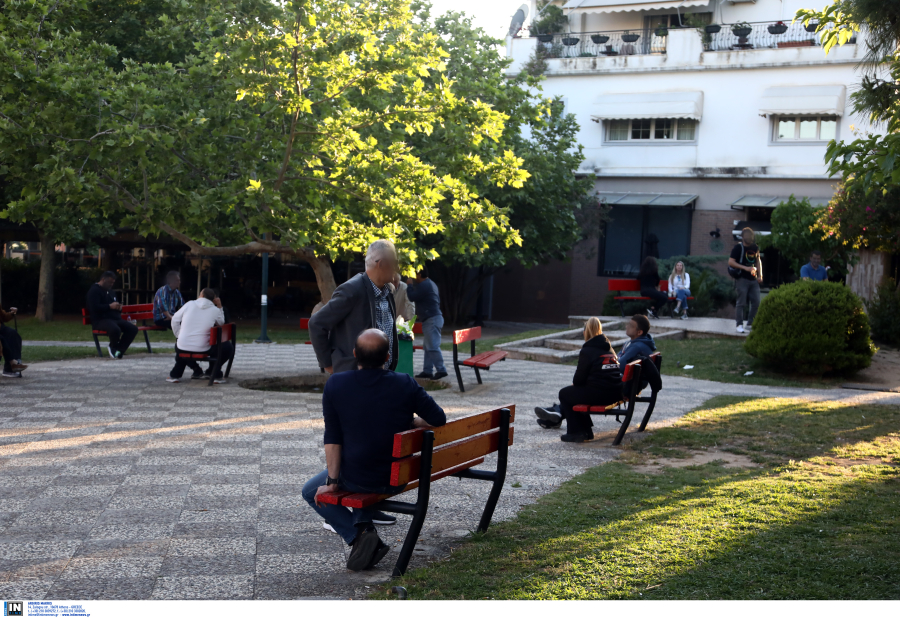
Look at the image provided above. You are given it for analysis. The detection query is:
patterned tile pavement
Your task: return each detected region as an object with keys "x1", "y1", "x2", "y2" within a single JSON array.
[{"x1": 1, "y1": 343, "x2": 899, "y2": 599}]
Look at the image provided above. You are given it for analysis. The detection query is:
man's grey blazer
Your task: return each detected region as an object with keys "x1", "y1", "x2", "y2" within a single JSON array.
[{"x1": 308, "y1": 273, "x2": 399, "y2": 374}]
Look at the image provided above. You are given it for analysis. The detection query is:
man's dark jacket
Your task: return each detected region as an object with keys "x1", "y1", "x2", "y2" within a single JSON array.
[
  {"x1": 323, "y1": 368, "x2": 446, "y2": 488},
  {"x1": 573, "y1": 335, "x2": 623, "y2": 391},
  {"x1": 86, "y1": 283, "x2": 121, "y2": 323},
  {"x1": 308, "y1": 273, "x2": 399, "y2": 373}
]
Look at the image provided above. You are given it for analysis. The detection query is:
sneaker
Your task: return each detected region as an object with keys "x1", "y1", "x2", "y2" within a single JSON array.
[
  {"x1": 560, "y1": 433, "x2": 587, "y2": 443},
  {"x1": 323, "y1": 522, "x2": 337, "y2": 534},
  {"x1": 415, "y1": 371, "x2": 433, "y2": 379},
  {"x1": 372, "y1": 511, "x2": 396, "y2": 526},
  {"x1": 674, "y1": 301, "x2": 682, "y2": 314},
  {"x1": 108, "y1": 345, "x2": 116, "y2": 359},
  {"x1": 347, "y1": 527, "x2": 381, "y2": 571},
  {"x1": 1, "y1": 370, "x2": 22, "y2": 378},
  {"x1": 534, "y1": 406, "x2": 562, "y2": 427},
  {"x1": 680, "y1": 311, "x2": 689, "y2": 320},
  {"x1": 114, "y1": 350, "x2": 123, "y2": 359},
  {"x1": 736, "y1": 325, "x2": 745, "y2": 334},
  {"x1": 191, "y1": 371, "x2": 206, "y2": 380},
  {"x1": 647, "y1": 309, "x2": 658, "y2": 319},
  {"x1": 213, "y1": 377, "x2": 227, "y2": 384},
  {"x1": 10, "y1": 363, "x2": 27, "y2": 371},
  {"x1": 745, "y1": 324, "x2": 752, "y2": 331},
  {"x1": 537, "y1": 419, "x2": 560, "y2": 429},
  {"x1": 166, "y1": 377, "x2": 181, "y2": 383},
  {"x1": 433, "y1": 371, "x2": 448, "y2": 380},
  {"x1": 368, "y1": 541, "x2": 391, "y2": 569}
]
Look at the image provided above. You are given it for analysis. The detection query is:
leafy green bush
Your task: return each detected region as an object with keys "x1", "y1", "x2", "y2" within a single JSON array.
[
  {"x1": 531, "y1": 1, "x2": 569, "y2": 35},
  {"x1": 865, "y1": 280, "x2": 900, "y2": 345},
  {"x1": 745, "y1": 281, "x2": 874, "y2": 375}
]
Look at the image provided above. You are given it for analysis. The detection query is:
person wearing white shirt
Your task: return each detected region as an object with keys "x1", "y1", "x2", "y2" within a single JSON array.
[
  {"x1": 668, "y1": 262, "x2": 692, "y2": 320},
  {"x1": 167, "y1": 288, "x2": 230, "y2": 383}
]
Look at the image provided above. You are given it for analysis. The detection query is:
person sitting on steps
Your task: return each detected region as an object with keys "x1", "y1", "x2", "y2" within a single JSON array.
[{"x1": 533, "y1": 318, "x2": 624, "y2": 443}]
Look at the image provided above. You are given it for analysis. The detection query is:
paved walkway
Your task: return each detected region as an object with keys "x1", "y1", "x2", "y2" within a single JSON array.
[{"x1": 1, "y1": 344, "x2": 899, "y2": 600}]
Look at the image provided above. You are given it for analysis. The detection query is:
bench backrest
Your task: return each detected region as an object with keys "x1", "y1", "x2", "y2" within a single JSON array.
[
  {"x1": 453, "y1": 326, "x2": 481, "y2": 345},
  {"x1": 211, "y1": 323, "x2": 236, "y2": 347},
  {"x1": 607, "y1": 279, "x2": 641, "y2": 292},
  {"x1": 82, "y1": 303, "x2": 155, "y2": 325},
  {"x1": 389, "y1": 405, "x2": 515, "y2": 486}
]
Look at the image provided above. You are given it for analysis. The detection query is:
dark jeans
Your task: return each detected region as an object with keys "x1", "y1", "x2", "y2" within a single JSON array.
[
  {"x1": 154, "y1": 318, "x2": 172, "y2": 330},
  {"x1": 641, "y1": 288, "x2": 668, "y2": 312},
  {"x1": 0, "y1": 325, "x2": 22, "y2": 369},
  {"x1": 94, "y1": 318, "x2": 138, "y2": 354},
  {"x1": 302, "y1": 469, "x2": 400, "y2": 545},
  {"x1": 735, "y1": 278, "x2": 761, "y2": 326},
  {"x1": 169, "y1": 341, "x2": 233, "y2": 379},
  {"x1": 559, "y1": 384, "x2": 624, "y2": 436}
]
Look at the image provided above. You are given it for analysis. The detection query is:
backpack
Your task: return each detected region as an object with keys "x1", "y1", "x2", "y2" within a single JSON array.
[{"x1": 727, "y1": 244, "x2": 745, "y2": 280}]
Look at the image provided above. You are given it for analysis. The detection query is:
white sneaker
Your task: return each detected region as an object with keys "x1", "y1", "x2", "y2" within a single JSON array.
[
  {"x1": 108, "y1": 345, "x2": 116, "y2": 359},
  {"x1": 736, "y1": 325, "x2": 745, "y2": 333},
  {"x1": 1, "y1": 370, "x2": 22, "y2": 378},
  {"x1": 213, "y1": 377, "x2": 227, "y2": 384},
  {"x1": 323, "y1": 522, "x2": 336, "y2": 533},
  {"x1": 745, "y1": 324, "x2": 752, "y2": 331},
  {"x1": 166, "y1": 377, "x2": 180, "y2": 383}
]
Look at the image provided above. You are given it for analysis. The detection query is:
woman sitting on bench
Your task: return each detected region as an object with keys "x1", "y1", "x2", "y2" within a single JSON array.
[
  {"x1": 534, "y1": 318, "x2": 623, "y2": 443},
  {"x1": 668, "y1": 261, "x2": 691, "y2": 319}
]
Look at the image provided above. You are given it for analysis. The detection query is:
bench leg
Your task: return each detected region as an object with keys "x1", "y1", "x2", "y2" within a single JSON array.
[
  {"x1": 612, "y1": 401, "x2": 635, "y2": 446},
  {"x1": 618, "y1": 298, "x2": 626, "y2": 317},
  {"x1": 476, "y1": 408, "x2": 510, "y2": 533},
  {"x1": 93, "y1": 334, "x2": 103, "y2": 358},
  {"x1": 473, "y1": 366, "x2": 483, "y2": 385},
  {"x1": 637, "y1": 391, "x2": 658, "y2": 432},
  {"x1": 393, "y1": 431, "x2": 434, "y2": 577},
  {"x1": 143, "y1": 330, "x2": 152, "y2": 354},
  {"x1": 453, "y1": 363, "x2": 465, "y2": 393}
]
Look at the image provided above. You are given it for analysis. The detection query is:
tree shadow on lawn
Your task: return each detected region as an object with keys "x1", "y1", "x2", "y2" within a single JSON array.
[{"x1": 379, "y1": 396, "x2": 900, "y2": 599}]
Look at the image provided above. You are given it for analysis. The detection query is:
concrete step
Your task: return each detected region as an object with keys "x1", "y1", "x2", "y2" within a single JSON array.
[
  {"x1": 502, "y1": 346, "x2": 579, "y2": 364},
  {"x1": 544, "y1": 339, "x2": 583, "y2": 351}
]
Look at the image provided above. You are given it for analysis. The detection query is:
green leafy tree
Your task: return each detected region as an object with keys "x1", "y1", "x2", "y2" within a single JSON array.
[
  {"x1": 1, "y1": 0, "x2": 529, "y2": 304},
  {"x1": 758, "y1": 196, "x2": 855, "y2": 279},
  {"x1": 815, "y1": 183, "x2": 900, "y2": 252}
]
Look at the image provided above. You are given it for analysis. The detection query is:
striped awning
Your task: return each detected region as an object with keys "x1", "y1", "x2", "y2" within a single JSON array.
[
  {"x1": 729, "y1": 196, "x2": 831, "y2": 210},
  {"x1": 597, "y1": 192, "x2": 698, "y2": 206},
  {"x1": 592, "y1": 91, "x2": 704, "y2": 121},
  {"x1": 563, "y1": 0, "x2": 710, "y2": 13}
]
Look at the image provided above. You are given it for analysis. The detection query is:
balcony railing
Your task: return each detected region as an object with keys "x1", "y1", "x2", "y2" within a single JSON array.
[
  {"x1": 535, "y1": 30, "x2": 667, "y2": 58},
  {"x1": 704, "y1": 20, "x2": 849, "y2": 52}
]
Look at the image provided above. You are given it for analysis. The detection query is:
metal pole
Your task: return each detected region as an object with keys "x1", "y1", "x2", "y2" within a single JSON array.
[{"x1": 255, "y1": 234, "x2": 272, "y2": 343}]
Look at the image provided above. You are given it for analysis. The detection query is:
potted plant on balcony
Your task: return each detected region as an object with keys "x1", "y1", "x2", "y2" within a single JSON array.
[
  {"x1": 562, "y1": 35, "x2": 580, "y2": 45},
  {"x1": 731, "y1": 22, "x2": 752, "y2": 38},
  {"x1": 705, "y1": 24, "x2": 722, "y2": 34},
  {"x1": 768, "y1": 21, "x2": 788, "y2": 35},
  {"x1": 622, "y1": 30, "x2": 640, "y2": 43},
  {"x1": 532, "y1": 1, "x2": 568, "y2": 42},
  {"x1": 654, "y1": 24, "x2": 669, "y2": 37},
  {"x1": 804, "y1": 21, "x2": 819, "y2": 33},
  {"x1": 591, "y1": 33, "x2": 610, "y2": 44}
]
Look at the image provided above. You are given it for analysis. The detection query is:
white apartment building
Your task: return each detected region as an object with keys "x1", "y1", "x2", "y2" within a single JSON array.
[{"x1": 491, "y1": 0, "x2": 870, "y2": 322}]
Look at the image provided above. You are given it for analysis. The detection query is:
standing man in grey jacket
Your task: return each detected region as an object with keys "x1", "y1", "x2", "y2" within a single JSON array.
[{"x1": 309, "y1": 240, "x2": 400, "y2": 374}]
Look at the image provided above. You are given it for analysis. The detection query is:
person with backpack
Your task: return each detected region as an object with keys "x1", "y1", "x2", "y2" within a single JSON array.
[
  {"x1": 533, "y1": 318, "x2": 623, "y2": 443},
  {"x1": 728, "y1": 227, "x2": 762, "y2": 334}
]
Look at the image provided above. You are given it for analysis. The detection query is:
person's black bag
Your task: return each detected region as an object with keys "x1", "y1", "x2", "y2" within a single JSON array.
[{"x1": 728, "y1": 244, "x2": 745, "y2": 280}]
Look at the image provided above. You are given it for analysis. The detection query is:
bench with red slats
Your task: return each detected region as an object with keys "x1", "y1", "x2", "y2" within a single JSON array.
[
  {"x1": 175, "y1": 324, "x2": 237, "y2": 386},
  {"x1": 82, "y1": 303, "x2": 169, "y2": 357},
  {"x1": 573, "y1": 351, "x2": 662, "y2": 445},
  {"x1": 318, "y1": 405, "x2": 514, "y2": 576},
  {"x1": 300, "y1": 318, "x2": 424, "y2": 354},
  {"x1": 452, "y1": 326, "x2": 508, "y2": 392},
  {"x1": 608, "y1": 279, "x2": 694, "y2": 317}
]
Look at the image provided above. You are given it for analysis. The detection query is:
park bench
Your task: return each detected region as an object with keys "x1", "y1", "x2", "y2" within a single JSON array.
[
  {"x1": 573, "y1": 351, "x2": 662, "y2": 446},
  {"x1": 82, "y1": 303, "x2": 168, "y2": 357},
  {"x1": 452, "y1": 326, "x2": 508, "y2": 393},
  {"x1": 608, "y1": 279, "x2": 694, "y2": 317},
  {"x1": 299, "y1": 318, "x2": 423, "y2": 349},
  {"x1": 319, "y1": 404, "x2": 515, "y2": 576},
  {"x1": 175, "y1": 323, "x2": 237, "y2": 386}
]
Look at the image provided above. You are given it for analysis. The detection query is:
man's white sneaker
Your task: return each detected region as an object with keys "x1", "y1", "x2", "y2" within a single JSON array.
[
  {"x1": 1, "y1": 370, "x2": 22, "y2": 378},
  {"x1": 166, "y1": 377, "x2": 180, "y2": 383},
  {"x1": 323, "y1": 522, "x2": 337, "y2": 533},
  {"x1": 736, "y1": 325, "x2": 745, "y2": 334},
  {"x1": 213, "y1": 377, "x2": 227, "y2": 384},
  {"x1": 108, "y1": 345, "x2": 116, "y2": 359}
]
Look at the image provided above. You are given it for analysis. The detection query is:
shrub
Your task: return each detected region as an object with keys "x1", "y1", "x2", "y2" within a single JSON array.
[
  {"x1": 744, "y1": 281, "x2": 874, "y2": 375},
  {"x1": 866, "y1": 280, "x2": 900, "y2": 345}
]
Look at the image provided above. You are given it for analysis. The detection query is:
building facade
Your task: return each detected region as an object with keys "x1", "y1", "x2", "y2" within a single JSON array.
[{"x1": 492, "y1": 0, "x2": 869, "y2": 322}]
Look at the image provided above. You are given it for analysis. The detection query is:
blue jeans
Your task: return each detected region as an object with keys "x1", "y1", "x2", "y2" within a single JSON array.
[
  {"x1": 675, "y1": 288, "x2": 691, "y2": 310},
  {"x1": 422, "y1": 315, "x2": 446, "y2": 374},
  {"x1": 302, "y1": 469, "x2": 398, "y2": 545}
]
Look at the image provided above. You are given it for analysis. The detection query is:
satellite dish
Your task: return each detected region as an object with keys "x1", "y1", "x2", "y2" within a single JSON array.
[{"x1": 508, "y1": 4, "x2": 529, "y2": 38}]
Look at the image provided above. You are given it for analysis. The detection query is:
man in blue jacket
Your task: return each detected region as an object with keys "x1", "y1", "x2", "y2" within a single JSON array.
[
  {"x1": 618, "y1": 314, "x2": 657, "y2": 368},
  {"x1": 406, "y1": 269, "x2": 447, "y2": 379},
  {"x1": 302, "y1": 329, "x2": 446, "y2": 571}
]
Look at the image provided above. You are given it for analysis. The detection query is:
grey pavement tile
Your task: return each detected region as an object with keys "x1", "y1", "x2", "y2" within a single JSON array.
[
  {"x1": 0, "y1": 579, "x2": 54, "y2": 600},
  {"x1": 256, "y1": 534, "x2": 331, "y2": 556},
  {"x1": 107, "y1": 495, "x2": 186, "y2": 510},
  {"x1": 151, "y1": 574, "x2": 254, "y2": 600},
  {"x1": 47, "y1": 576, "x2": 157, "y2": 600},
  {"x1": 256, "y1": 552, "x2": 343, "y2": 575},
  {"x1": 168, "y1": 538, "x2": 256, "y2": 556},
  {"x1": 0, "y1": 540, "x2": 82, "y2": 560},
  {"x1": 172, "y1": 522, "x2": 257, "y2": 538},
  {"x1": 178, "y1": 508, "x2": 258, "y2": 523},
  {"x1": 61, "y1": 556, "x2": 164, "y2": 579},
  {"x1": 29, "y1": 497, "x2": 110, "y2": 511},
  {"x1": 123, "y1": 474, "x2": 193, "y2": 485},
  {"x1": 73, "y1": 539, "x2": 171, "y2": 558},
  {"x1": 52, "y1": 474, "x2": 127, "y2": 486},
  {"x1": 183, "y1": 496, "x2": 257, "y2": 510},
  {"x1": 89, "y1": 523, "x2": 176, "y2": 540},
  {"x1": 96, "y1": 508, "x2": 181, "y2": 524},
  {"x1": 159, "y1": 554, "x2": 256, "y2": 576},
  {"x1": 189, "y1": 474, "x2": 259, "y2": 485},
  {"x1": 113, "y1": 484, "x2": 190, "y2": 497},
  {"x1": 13, "y1": 510, "x2": 103, "y2": 526},
  {"x1": 187, "y1": 484, "x2": 258, "y2": 497},
  {"x1": 0, "y1": 557, "x2": 70, "y2": 580}
]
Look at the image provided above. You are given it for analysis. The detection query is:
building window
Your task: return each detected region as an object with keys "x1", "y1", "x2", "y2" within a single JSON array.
[
  {"x1": 606, "y1": 119, "x2": 697, "y2": 142},
  {"x1": 597, "y1": 205, "x2": 694, "y2": 276},
  {"x1": 773, "y1": 115, "x2": 838, "y2": 141}
]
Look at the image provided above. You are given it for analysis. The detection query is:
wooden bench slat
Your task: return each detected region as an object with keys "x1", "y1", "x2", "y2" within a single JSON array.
[
  {"x1": 316, "y1": 490, "x2": 354, "y2": 507},
  {"x1": 392, "y1": 405, "x2": 516, "y2": 457},
  {"x1": 340, "y1": 457, "x2": 486, "y2": 508},
  {"x1": 462, "y1": 350, "x2": 508, "y2": 369},
  {"x1": 391, "y1": 427, "x2": 514, "y2": 486},
  {"x1": 573, "y1": 402, "x2": 624, "y2": 413},
  {"x1": 453, "y1": 326, "x2": 482, "y2": 345}
]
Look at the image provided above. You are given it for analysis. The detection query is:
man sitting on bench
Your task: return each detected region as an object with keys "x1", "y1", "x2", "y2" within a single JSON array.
[
  {"x1": 302, "y1": 329, "x2": 446, "y2": 571},
  {"x1": 167, "y1": 288, "x2": 229, "y2": 384},
  {"x1": 618, "y1": 314, "x2": 657, "y2": 368},
  {"x1": 86, "y1": 271, "x2": 138, "y2": 359}
]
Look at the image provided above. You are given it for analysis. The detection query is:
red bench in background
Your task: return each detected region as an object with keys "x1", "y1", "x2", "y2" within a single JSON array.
[
  {"x1": 573, "y1": 351, "x2": 663, "y2": 445},
  {"x1": 175, "y1": 324, "x2": 237, "y2": 386},
  {"x1": 82, "y1": 303, "x2": 168, "y2": 357},
  {"x1": 607, "y1": 279, "x2": 694, "y2": 317},
  {"x1": 319, "y1": 405, "x2": 514, "y2": 576},
  {"x1": 452, "y1": 326, "x2": 508, "y2": 392}
]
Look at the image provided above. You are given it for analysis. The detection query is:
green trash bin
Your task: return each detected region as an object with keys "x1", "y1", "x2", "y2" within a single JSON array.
[{"x1": 395, "y1": 336, "x2": 414, "y2": 377}]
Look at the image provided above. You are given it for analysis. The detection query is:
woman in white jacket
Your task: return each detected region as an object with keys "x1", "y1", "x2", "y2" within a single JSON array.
[{"x1": 668, "y1": 261, "x2": 691, "y2": 319}]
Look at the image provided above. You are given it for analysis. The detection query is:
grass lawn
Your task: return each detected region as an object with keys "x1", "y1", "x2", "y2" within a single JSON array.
[
  {"x1": 377, "y1": 396, "x2": 900, "y2": 599},
  {"x1": 439, "y1": 328, "x2": 570, "y2": 353},
  {"x1": 653, "y1": 337, "x2": 845, "y2": 388}
]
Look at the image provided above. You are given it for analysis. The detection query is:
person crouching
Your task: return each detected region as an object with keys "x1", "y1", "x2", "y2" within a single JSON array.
[{"x1": 166, "y1": 288, "x2": 230, "y2": 384}]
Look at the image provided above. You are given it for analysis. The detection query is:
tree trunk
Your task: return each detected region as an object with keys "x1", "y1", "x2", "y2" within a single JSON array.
[
  {"x1": 36, "y1": 232, "x2": 55, "y2": 322},
  {"x1": 308, "y1": 255, "x2": 337, "y2": 304}
]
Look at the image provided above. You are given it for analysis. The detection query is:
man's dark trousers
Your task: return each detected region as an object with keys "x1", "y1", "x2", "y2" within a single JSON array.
[
  {"x1": 0, "y1": 325, "x2": 22, "y2": 369},
  {"x1": 170, "y1": 341, "x2": 233, "y2": 379},
  {"x1": 154, "y1": 319, "x2": 172, "y2": 330},
  {"x1": 95, "y1": 319, "x2": 138, "y2": 354},
  {"x1": 558, "y1": 384, "x2": 622, "y2": 436}
]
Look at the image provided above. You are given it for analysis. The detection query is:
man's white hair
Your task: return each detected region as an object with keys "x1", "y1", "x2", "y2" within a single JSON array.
[{"x1": 365, "y1": 239, "x2": 396, "y2": 269}]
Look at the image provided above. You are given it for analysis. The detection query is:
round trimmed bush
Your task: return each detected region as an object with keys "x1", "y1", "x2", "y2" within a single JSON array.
[{"x1": 744, "y1": 281, "x2": 874, "y2": 375}]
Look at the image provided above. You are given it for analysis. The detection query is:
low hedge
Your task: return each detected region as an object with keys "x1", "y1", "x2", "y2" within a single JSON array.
[
  {"x1": 866, "y1": 280, "x2": 900, "y2": 345},
  {"x1": 744, "y1": 281, "x2": 874, "y2": 375}
]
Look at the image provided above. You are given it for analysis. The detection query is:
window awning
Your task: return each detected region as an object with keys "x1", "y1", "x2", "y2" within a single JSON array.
[
  {"x1": 592, "y1": 92, "x2": 704, "y2": 122},
  {"x1": 758, "y1": 86, "x2": 847, "y2": 117},
  {"x1": 563, "y1": 0, "x2": 710, "y2": 13},
  {"x1": 597, "y1": 192, "x2": 698, "y2": 206},
  {"x1": 732, "y1": 220, "x2": 772, "y2": 240},
  {"x1": 729, "y1": 195, "x2": 831, "y2": 210}
]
